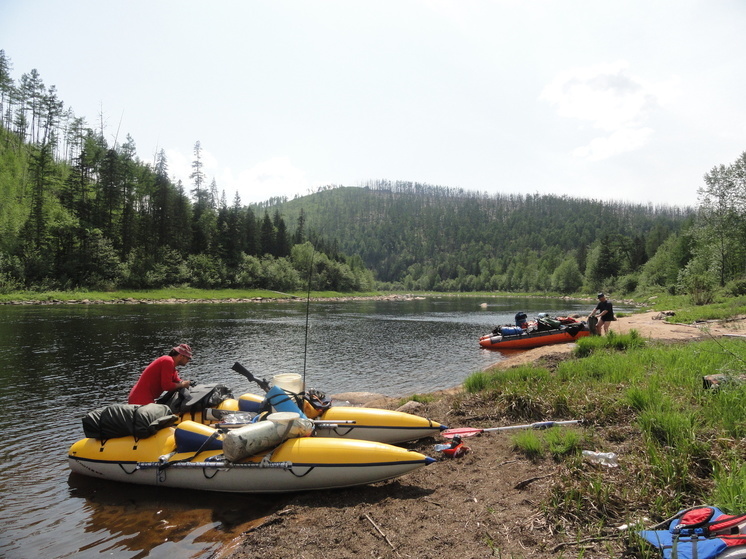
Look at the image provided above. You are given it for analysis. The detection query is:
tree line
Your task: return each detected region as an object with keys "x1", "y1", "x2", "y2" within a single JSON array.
[
  {"x1": 271, "y1": 164, "x2": 746, "y2": 301},
  {"x1": 271, "y1": 182, "x2": 695, "y2": 295},
  {"x1": 0, "y1": 50, "x2": 374, "y2": 293}
]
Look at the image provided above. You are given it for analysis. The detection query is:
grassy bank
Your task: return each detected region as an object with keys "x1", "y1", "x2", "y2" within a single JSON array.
[
  {"x1": 0, "y1": 287, "x2": 385, "y2": 304},
  {"x1": 459, "y1": 331, "x2": 746, "y2": 555}
]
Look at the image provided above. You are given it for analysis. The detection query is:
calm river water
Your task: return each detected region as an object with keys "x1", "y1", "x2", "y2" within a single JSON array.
[{"x1": 0, "y1": 295, "x2": 622, "y2": 558}]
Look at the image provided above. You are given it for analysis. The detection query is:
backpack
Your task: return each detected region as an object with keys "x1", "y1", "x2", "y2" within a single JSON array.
[
  {"x1": 639, "y1": 506, "x2": 746, "y2": 559},
  {"x1": 514, "y1": 312, "x2": 528, "y2": 327},
  {"x1": 157, "y1": 383, "x2": 233, "y2": 415}
]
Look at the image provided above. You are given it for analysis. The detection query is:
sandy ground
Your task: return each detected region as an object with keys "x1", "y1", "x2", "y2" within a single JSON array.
[{"x1": 215, "y1": 311, "x2": 746, "y2": 559}]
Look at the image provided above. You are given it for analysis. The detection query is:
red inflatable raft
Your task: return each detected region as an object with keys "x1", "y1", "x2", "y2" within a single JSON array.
[{"x1": 479, "y1": 319, "x2": 590, "y2": 350}]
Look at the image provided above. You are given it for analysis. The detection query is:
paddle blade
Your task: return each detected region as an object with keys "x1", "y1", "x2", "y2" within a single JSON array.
[{"x1": 441, "y1": 427, "x2": 484, "y2": 439}]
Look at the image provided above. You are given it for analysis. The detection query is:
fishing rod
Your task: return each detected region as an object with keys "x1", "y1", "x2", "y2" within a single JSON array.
[{"x1": 302, "y1": 247, "x2": 315, "y2": 390}]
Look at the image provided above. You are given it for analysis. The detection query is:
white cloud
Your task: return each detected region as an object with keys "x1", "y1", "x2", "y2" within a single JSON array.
[
  {"x1": 220, "y1": 157, "x2": 311, "y2": 204},
  {"x1": 164, "y1": 148, "x2": 190, "y2": 186},
  {"x1": 164, "y1": 148, "x2": 311, "y2": 204},
  {"x1": 573, "y1": 126, "x2": 654, "y2": 161},
  {"x1": 540, "y1": 61, "x2": 672, "y2": 160}
]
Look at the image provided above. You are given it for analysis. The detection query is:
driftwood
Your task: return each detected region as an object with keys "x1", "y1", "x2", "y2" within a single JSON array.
[{"x1": 363, "y1": 513, "x2": 400, "y2": 557}]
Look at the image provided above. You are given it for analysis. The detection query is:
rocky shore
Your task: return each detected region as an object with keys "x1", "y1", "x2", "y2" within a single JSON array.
[{"x1": 0, "y1": 293, "x2": 425, "y2": 305}]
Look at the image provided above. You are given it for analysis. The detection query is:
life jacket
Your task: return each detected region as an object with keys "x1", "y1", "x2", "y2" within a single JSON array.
[{"x1": 639, "y1": 506, "x2": 746, "y2": 559}]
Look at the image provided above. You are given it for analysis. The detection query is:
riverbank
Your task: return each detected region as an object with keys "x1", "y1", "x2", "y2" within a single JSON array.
[
  {"x1": 0, "y1": 292, "x2": 419, "y2": 305},
  {"x1": 216, "y1": 312, "x2": 746, "y2": 559},
  {"x1": 0, "y1": 287, "x2": 637, "y2": 307}
]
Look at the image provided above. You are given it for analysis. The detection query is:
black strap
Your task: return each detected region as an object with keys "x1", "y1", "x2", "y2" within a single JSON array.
[{"x1": 159, "y1": 429, "x2": 222, "y2": 470}]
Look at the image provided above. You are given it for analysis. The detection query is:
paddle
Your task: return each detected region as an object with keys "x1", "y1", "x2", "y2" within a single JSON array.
[
  {"x1": 441, "y1": 419, "x2": 582, "y2": 439},
  {"x1": 231, "y1": 362, "x2": 271, "y2": 392}
]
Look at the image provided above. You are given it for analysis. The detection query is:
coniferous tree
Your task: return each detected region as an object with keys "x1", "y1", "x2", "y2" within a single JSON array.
[
  {"x1": 273, "y1": 209, "x2": 290, "y2": 257},
  {"x1": 0, "y1": 50, "x2": 13, "y2": 130}
]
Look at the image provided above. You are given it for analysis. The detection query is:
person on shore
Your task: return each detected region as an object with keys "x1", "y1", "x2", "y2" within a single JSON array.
[
  {"x1": 588, "y1": 293, "x2": 614, "y2": 335},
  {"x1": 128, "y1": 344, "x2": 193, "y2": 405}
]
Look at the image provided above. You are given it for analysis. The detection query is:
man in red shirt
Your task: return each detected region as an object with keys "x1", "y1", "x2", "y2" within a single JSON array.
[{"x1": 128, "y1": 344, "x2": 193, "y2": 405}]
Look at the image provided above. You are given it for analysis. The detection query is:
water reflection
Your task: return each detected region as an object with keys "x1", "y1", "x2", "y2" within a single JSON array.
[
  {"x1": 66, "y1": 474, "x2": 289, "y2": 558},
  {"x1": 0, "y1": 296, "x2": 628, "y2": 558}
]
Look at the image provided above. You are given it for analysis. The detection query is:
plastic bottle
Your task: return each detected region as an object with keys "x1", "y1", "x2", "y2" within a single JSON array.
[{"x1": 582, "y1": 450, "x2": 618, "y2": 467}]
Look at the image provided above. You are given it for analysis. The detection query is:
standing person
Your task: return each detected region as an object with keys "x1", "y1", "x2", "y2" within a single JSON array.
[
  {"x1": 128, "y1": 344, "x2": 193, "y2": 405},
  {"x1": 589, "y1": 293, "x2": 614, "y2": 335}
]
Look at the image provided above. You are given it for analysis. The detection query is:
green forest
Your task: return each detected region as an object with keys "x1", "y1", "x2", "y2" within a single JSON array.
[{"x1": 2, "y1": 49, "x2": 746, "y2": 301}]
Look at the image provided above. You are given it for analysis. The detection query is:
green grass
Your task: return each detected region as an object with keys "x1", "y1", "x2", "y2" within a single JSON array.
[
  {"x1": 572, "y1": 330, "x2": 647, "y2": 358},
  {"x1": 713, "y1": 459, "x2": 746, "y2": 512},
  {"x1": 400, "y1": 393, "x2": 435, "y2": 405},
  {"x1": 0, "y1": 287, "x2": 385, "y2": 303},
  {"x1": 462, "y1": 333, "x2": 746, "y2": 551},
  {"x1": 511, "y1": 430, "x2": 545, "y2": 460},
  {"x1": 658, "y1": 297, "x2": 746, "y2": 324}
]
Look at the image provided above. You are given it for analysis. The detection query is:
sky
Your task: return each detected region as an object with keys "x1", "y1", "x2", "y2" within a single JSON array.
[{"x1": 1, "y1": 0, "x2": 745, "y2": 207}]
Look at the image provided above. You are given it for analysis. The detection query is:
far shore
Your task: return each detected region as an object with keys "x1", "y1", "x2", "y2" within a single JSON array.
[
  {"x1": 0, "y1": 293, "x2": 426, "y2": 306},
  {"x1": 0, "y1": 289, "x2": 621, "y2": 307}
]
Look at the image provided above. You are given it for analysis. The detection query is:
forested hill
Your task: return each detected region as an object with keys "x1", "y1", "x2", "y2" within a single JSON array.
[
  {"x1": 269, "y1": 182, "x2": 695, "y2": 292},
  {"x1": 3, "y1": 47, "x2": 725, "y2": 297}
]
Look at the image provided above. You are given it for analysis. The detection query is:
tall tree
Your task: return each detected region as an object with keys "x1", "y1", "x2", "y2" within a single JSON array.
[
  {"x1": 0, "y1": 50, "x2": 14, "y2": 130},
  {"x1": 693, "y1": 152, "x2": 746, "y2": 286},
  {"x1": 273, "y1": 209, "x2": 290, "y2": 257},
  {"x1": 293, "y1": 208, "x2": 306, "y2": 245},
  {"x1": 119, "y1": 135, "x2": 137, "y2": 257},
  {"x1": 259, "y1": 211, "x2": 274, "y2": 256},
  {"x1": 189, "y1": 140, "x2": 207, "y2": 209}
]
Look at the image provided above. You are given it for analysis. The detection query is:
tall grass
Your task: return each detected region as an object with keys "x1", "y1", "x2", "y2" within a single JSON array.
[
  {"x1": 713, "y1": 459, "x2": 746, "y2": 512},
  {"x1": 572, "y1": 330, "x2": 646, "y2": 358},
  {"x1": 510, "y1": 426, "x2": 585, "y2": 461},
  {"x1": 703, "y1": 383, "x2": 746, "y2": 438},
  {"x1": 661, "y1": 297, "x2": 746, "y2": 325},
  {"x1": 462, "y1": 336, "x2": 746, "y2": 540}
]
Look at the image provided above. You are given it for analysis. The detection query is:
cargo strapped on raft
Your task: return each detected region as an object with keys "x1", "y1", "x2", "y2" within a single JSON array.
[{"x1": 82, "y1": 403, "x2": 178, "y2": 441}]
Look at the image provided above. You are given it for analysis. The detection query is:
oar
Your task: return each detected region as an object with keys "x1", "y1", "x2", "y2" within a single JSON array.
[
  {"x1": 231, "y1": 362, "x2": 271, "y2": 392},
  {"x1": 442, "y1": 419, "x2": 582, "y2": 439}
]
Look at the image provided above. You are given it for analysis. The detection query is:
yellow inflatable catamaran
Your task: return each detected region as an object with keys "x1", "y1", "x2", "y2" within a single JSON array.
[
  {"x1": 230, "y1": 363, "x2": 448, "y2": 445},
  {"x1": 68, "y1": 410, "x2": 435, "y2": 493}
]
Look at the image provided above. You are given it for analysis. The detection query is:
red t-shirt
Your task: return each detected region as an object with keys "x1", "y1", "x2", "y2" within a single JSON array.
[{"x1": 127, "y1": 355, "x2": 183, "y2": 405}]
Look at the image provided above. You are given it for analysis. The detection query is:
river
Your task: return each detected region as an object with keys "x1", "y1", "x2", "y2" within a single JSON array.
[{"x1": 0, "y1": 295, "x2": 621, "y2": 558}]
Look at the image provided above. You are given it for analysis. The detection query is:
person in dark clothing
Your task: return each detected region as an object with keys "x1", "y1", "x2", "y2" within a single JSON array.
[{"x1": 588, "y1": 293, "x2": 614, "y2": 335}]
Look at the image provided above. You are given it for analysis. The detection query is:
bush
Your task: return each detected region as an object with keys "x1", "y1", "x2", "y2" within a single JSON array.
[
  {"x1": 725, "y1": 277, "x2": 746, "y2": 296},
  {"x1": 678, "y1": 260, "x2": 717, "y2": 305},
  {"x1": 186, "y1": 254, "x2": 226, "y2": 288}
]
